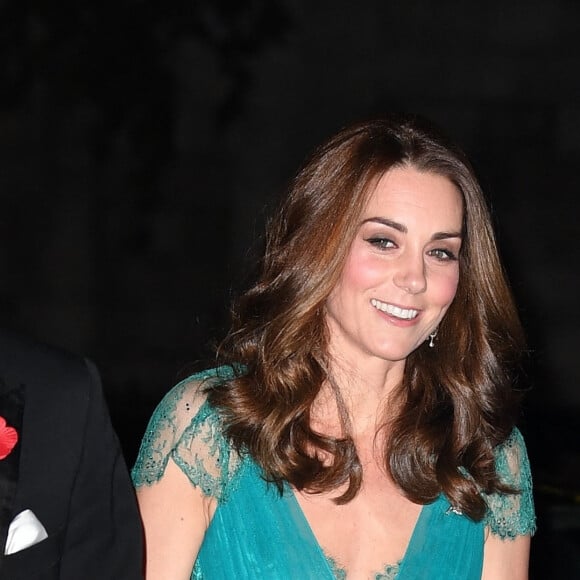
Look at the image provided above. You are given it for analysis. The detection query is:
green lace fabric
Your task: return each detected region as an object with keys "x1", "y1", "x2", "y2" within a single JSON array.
[
  {"x1": 483, "y1": 427, "x2": 537, "y2": 538},
  {"x1": 132, "y1": 368, "x2": 536, "y2": 579},
  {"x1": 327, "y1": 555, "x2": 400, "y2": 580},
  {"x1": 132, "y1": 368, "x2": 242, "y2": 501}
]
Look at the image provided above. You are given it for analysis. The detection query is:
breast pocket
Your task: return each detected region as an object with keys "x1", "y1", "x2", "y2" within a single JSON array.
[{"x1": 1, "y1": 528, "x2": 64, "y2": 580}]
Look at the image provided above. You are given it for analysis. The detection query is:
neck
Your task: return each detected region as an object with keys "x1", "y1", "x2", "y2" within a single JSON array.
[{"x1": 312, "y1": 355, "x2": 405, "y2": 437}]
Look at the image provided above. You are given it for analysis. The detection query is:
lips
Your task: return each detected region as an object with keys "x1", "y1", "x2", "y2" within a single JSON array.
[{"x1": 370, "y1": 298, "x2": 419, "y2": 320}]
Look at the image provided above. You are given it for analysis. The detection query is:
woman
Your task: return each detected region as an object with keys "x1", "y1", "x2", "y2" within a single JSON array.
[{"x1": 132, "y1": 115, "x2": 536, "y2": 579}]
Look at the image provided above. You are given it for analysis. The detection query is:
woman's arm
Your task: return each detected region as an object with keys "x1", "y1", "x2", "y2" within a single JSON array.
[
  {"x1": 482, "y1": 533, "x2": 531, "y2": 580},
  {"x1": 137, "y1": 458, "x2": 216, "y2": 580}
]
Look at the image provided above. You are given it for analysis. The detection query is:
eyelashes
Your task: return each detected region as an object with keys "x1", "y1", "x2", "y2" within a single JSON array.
[
  {"x1": 428, "y1": 248, "x2": 458, "y2": 261},
  {"x1": 364, "y1": 237, "x2": 459, "y2": 261},
  {"x1": 365, "y1": 236, "x2": 396, "y2": 250}
]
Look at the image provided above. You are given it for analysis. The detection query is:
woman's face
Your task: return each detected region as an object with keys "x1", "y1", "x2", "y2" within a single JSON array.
[{"x1": 325, "y1": 165, "x2": 463, "y2": 370}]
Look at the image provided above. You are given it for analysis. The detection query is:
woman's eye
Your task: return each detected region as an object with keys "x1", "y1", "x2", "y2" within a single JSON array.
[
  {"x1": 366, "y1": 237, "x2": 396, "y2": 250},
  {"x1": 429, "y1": 248, "x2": 457, "y2": 261}
]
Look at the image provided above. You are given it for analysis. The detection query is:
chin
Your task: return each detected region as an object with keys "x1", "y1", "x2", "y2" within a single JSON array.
[{"x1": 372, "y1": 347, "x2": 413, "y2": 363}]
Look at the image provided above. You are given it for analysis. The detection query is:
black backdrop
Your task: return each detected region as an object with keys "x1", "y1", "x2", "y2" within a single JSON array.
[{"x1": 1, "y1": 1, "x2": 579, "y2": 576}]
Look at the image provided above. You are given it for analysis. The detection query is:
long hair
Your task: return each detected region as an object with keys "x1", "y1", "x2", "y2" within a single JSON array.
[{"x1": 209, "y1": 114, "x2": 525, "y2": 519}]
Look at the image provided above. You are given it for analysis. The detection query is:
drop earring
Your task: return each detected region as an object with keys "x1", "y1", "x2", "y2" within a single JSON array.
[{"x1": 428, "y1": 329, "x2": 438, "y2": 348}]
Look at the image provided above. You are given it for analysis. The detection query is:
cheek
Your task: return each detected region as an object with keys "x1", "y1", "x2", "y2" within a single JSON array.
[
  {"x1": 340, "y1": 249, "x2": 385, "y2": 292},
  {"x1": 434, "y1": 269, "x2": 460, "y2": 306},
  {"x1": 327, "y1": 256, "x2": 379, "y2": 312}
]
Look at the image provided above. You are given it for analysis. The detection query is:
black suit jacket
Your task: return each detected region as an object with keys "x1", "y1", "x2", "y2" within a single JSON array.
[{"x1": 0, "y1": 332, "x2": 143, "y2": 579}]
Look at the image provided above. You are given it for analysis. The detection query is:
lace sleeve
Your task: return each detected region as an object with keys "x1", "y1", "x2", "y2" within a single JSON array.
[
  {"x1": 131, "y1": 367, "x2": 241, "y2": 501},
  {"x1": 482, "y1": 427, "x2": 537, "y2": 539}
]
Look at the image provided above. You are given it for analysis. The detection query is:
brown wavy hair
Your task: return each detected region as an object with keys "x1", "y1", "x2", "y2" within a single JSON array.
[{"x1": 208, "y1": 114, "x2": 525, "y2": 519}]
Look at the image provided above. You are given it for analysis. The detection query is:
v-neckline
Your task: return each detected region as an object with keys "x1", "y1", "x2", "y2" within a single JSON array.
[{"x1": 282, "y1": 483, "x2": 438, "y2": 578}]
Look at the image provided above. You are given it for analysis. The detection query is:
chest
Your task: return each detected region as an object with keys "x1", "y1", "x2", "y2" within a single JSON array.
[
  {"x1": 196, "y1": 458, "x2": 484, "y2": 579},
  {"x1": 294, "y1": 466, "x2": 421, "y2": 579}
]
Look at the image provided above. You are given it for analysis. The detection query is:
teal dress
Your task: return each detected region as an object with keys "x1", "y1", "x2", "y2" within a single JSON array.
[{"x1": 132, "y1": 368, "x2": 536, "y2": 579}]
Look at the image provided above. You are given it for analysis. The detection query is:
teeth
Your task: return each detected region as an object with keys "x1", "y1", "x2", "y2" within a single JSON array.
[{"x1": 371, "y1": 299, "x2": 418, "y2": 320}]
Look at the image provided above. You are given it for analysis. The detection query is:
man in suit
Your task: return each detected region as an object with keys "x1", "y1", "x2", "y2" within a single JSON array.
[{"x1": 0, "y1": 331, "x2": 143, "y2": 579}]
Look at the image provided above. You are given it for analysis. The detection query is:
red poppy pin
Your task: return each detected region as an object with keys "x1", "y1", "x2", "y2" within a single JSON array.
[{"x1": 0, "y1": 416, "x2": 19, "y2": 460}]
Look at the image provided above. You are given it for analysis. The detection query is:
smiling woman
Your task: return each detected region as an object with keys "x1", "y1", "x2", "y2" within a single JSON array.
[
  {"x1": 325, "y1": 167, "x2": 463, "y2": 367},
  {"x1": 132, "y1": 115, "x2": 535, "y2": 579}
]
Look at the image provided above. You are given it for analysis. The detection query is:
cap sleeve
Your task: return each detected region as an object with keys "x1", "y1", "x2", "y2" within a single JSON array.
[
  {"x1": 482, "y1": 427, "x2": 537, "y2": 539},
  {"x1": 131, "y1": 367, "x2": 241, "y2": 502}
]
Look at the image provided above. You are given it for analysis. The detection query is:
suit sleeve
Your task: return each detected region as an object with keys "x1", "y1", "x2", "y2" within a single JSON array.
[{"x1": 59, "y1": 359, "x2": 144, "y2": 579}]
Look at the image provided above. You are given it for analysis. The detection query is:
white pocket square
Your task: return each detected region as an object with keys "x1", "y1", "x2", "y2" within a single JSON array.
[{"x1": 4, "y1": 509, "x2": 48, "y2": 555}]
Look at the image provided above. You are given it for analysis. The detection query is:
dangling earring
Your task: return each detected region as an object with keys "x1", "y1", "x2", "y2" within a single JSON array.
[{"x1": 428, "y1": 329, "x2": 438, "y2": 348}]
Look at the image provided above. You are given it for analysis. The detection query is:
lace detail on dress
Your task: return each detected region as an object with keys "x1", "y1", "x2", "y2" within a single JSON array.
[
  {"x1": 483, "y1": 427, "x2": 537, "y2": 539},
  {"x1": 374, "y1": 563, "x2": 400, "y2": 580},
  {"x1": 131, "y1": 367, "x2": 242, "y2": 501},
  {"x1": 326, "y1": 556, "x2": 347, "y2": 580},
  {"x1": 326, "y1": 555, "x2": 400, "y2": 580}
]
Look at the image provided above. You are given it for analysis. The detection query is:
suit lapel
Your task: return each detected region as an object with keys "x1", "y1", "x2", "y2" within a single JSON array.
[{"x1": 0, "y1": 379, "x2": 25, "y2": 565}]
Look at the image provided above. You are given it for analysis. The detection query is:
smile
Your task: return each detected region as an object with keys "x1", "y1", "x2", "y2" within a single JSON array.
[{"x1": 370, "y1": 299, "x2": 419, "y2": 320}]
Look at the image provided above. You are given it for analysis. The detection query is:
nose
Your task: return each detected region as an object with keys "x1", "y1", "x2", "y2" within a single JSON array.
[{"x1": 393, "y1": 251, "x2": 427, "y2": 294}]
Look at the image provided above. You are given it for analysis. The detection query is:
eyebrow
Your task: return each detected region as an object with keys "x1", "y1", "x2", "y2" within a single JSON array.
[{"x1": 362, "y1": 217, "x2": 463, "y2": 240}]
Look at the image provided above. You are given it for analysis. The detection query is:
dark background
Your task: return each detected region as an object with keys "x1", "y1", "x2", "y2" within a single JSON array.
[{"x1": 1, "y1": 1, "x2": 578, "y2": 576}]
